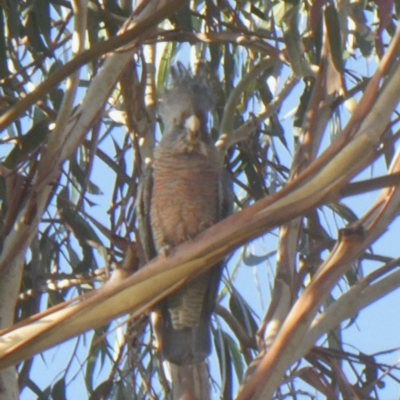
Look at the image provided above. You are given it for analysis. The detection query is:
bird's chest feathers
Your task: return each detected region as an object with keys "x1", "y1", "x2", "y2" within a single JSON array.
[{"x1": 150, "y1": 162, "x2": 220, "y2": 250}]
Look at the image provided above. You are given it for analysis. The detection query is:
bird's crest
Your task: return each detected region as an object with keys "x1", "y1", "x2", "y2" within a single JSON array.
[{"x1": 159, "y1": 63, "x2": 214, "y2": 130}]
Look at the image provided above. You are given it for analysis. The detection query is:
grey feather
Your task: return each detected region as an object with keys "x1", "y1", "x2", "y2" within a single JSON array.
[
  {"x1": 137, "y1": 65, "x2": 233, "y2": 365},
  {"x1": 159, "y1": 64, "x2": 214, "y2": 132}
]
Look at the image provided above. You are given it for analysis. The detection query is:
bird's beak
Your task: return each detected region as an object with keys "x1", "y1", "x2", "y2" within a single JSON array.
[{"x1": 184, "y1": 115, "x2": 200, "y2": 142}]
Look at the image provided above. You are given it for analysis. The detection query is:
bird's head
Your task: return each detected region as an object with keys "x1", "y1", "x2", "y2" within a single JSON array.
[{"x1": 159, "y1": 64, "x2": 215, "y2": 157}]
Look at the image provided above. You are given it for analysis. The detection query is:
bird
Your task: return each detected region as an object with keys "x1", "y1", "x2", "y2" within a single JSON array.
[{"x1": 136, "y1": 64, "x2": 233, "y2": 366}]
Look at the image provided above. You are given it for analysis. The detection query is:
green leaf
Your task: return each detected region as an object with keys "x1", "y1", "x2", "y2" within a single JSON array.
[
  {"x1": 87, "y1": 8, "x2": 101, "y2": 49},
  {"x1": 242, "y1": 245, "x2": 276, "y2": 267},
  {"x1": 56, "y1": 189, "x2": 101, "y2": 272},
  {"x1": 51, "y1": 378, "x2": 67, "y2": 400},
  {"x1": 70, "y1": 154, "x2": 103, "y2": 195},
  {"x1": 169, "y1": 4, "x2": 193, "y2": 32},
  {"x1": 4, "y1": 119, "x2": 49, "y2": 169},
  {"x1": 90, "y1": 381, "x2": 113, "y2": 400},
  {"x1": 4, "y1": 0, "x2": 19, "y2": 39},
  {"x1": 213, "y1": 327, "x2": 233, "y2": 400},
  {"x1": 381, "y1": 128, "x2": 395, "y2": 168},
  {"x1": 24, "y1": 8, "x2": 48, "y2": 53},
  {"x1": 85, "y1": 331, "x2": 108, "y2": 392},
  {"x1": 39, "y1": 226, "x2": 58, "y2": 274},
  {"x1": 37, "y1": 385, "x2": 51, "y2": 400},
  {"x1": 294, "y1": 78, "x2": 314, "y2": 128},
  {"x1": 224, "y1": 331, "x2": 245, "y2": 383},
  {"x1": 282, "y1": 3, "x2": 304, "y2": 76},
  {"x1": 324, "y1": 4, "x2": 343, "y2": 72},
  {"x1": 35, "y1": 0, "x2": 51, "y2": 38},
  {"x1": 157, "y1": 41, "x2": 176, "y2": 101},
  {"x1": 0, "y1": 7, "x2": 10, "y2": 79},
  {"x1": 229, "y1": 290, "x2": 258, "y2": 338},
  {"x1": 328, "y1": 202, "x2": 359, "y2": 223}
]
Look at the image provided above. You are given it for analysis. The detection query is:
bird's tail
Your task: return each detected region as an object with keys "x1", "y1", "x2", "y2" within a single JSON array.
[
  {"x1": 161, "y1": 317, "x2": 211, "y2": 365},
  {"x1": 159, "y1": 264, "x2": 223, "y2": 366}
]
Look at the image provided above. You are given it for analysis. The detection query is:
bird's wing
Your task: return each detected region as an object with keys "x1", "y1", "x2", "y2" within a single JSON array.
[
  {"x1": 136, "y1": 164, "x2": 157, "y2": 263},
  {"x1": 218, "y1": 168, "x2": 234, "y2": 220},
  {"x1": 200, "y1": 168, "x2": 233, "y2": 318}
]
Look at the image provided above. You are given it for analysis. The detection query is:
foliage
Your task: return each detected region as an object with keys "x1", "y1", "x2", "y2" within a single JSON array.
[{"x1": 1, "y1": 0, "x2": 400, "y2": 399}]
